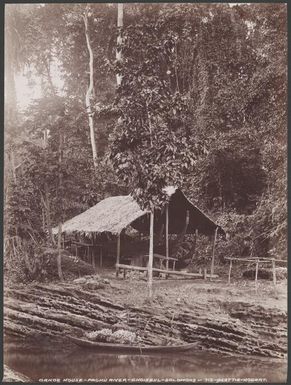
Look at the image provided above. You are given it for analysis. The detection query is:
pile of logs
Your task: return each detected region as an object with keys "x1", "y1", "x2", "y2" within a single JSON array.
[{"x1": 4, "y1": 282, "x2": 287, "y2": 359}]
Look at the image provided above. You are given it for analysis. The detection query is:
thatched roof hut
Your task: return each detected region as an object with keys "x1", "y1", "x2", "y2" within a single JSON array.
[
  {"x1": 53, "y1": 187, "x2": 224, "y2": 237},
  {"x1": 53, "y1": 195, "x2": 146, "y2": 235}
]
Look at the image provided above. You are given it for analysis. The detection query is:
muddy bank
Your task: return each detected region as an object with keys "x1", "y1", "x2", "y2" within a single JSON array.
[{"x1": 4, "y1": 276, "x2": 287, "y2": 359}]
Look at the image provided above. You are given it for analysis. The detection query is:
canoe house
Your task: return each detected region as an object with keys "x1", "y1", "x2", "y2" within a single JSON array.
[{"x1": 53, "y1": 187, "x2": 225, "y2": 278}]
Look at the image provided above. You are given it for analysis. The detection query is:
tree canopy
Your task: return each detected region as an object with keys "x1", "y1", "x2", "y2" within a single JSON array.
[{"x1": 4, "y1": 3, "x2": 287, "y2": 280}]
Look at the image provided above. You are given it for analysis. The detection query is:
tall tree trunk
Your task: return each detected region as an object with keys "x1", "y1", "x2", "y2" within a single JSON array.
[
  {"x1": 116, "y1": 4, "x2": 123, "y2": 86},
  {"x1": 57, "y1": 223, "x2": 63, "y2": 281},
  {"x1": 210, "y1": 227, "x2": 218, "y2": 277},
  {"x1": 57, "y1": 127, "x2": 64, "y2": 281},
  {"x1": 44, "y1": 70, "x2": 64, "y2": 280},
  {"x1": 43, "y1": 129, "x2": 54, "y2": 245},
  {"x1": 41, "y1": 61, "x2": 57, "y2": 246},
  {"x1": 148, "y1": 211, "x2": 154, "y2": 298},
  {"x1": 83, "y1": 8, "x2": 98, "y2": 169},
  {"x1": 4, "y1": 22, "x2": 18, "y2": 206}
]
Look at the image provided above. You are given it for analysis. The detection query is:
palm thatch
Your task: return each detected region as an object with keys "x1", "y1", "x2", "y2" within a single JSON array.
[{"x1": 52, "y1": 195, "x2": 149, "y2": 235}]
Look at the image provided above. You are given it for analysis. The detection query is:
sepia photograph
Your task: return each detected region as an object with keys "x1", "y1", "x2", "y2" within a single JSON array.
[{"x1": 3, "y1": 2, "x2": 287, "y2": 383}]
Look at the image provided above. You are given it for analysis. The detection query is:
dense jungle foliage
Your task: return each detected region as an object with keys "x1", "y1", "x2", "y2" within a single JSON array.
[{"x1": 4, "y1": 3, "x2": 287, "y2": 281}]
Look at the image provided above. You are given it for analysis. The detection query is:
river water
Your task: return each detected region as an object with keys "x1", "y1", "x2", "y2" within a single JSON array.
[{"x1": 4, "y1": 341, "x2": 287, "y2": 383}]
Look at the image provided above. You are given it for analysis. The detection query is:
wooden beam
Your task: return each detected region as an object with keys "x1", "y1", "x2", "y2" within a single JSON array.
[
  {"x1": 116, "y1": 233, "x2": 121, "y2": 277},
  {"x1": 225, "y1": 258, "x2": 267, "y2": 263},
  {"x1": 148, "y1": 211, "x2": 154, "y2": 297},
  {"x1": 224, "y1": 258, "x2": 272, "y2": 263},
  {"x1": 165, "y1": 204, "x2": 169, "y2": 271},
  {"x1": 224, "y1": 257, "x2": 287, "y2": 263},
  {"x1": 210, "y1": 227, "x2": 218, "y2": 277},
  {"x1": 116, "y1": 263, "x2": 219, "y2": 278}
]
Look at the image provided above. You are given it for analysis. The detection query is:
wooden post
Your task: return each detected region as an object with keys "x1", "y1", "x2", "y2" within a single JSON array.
[
  {"x1": 190, "y1": 228, "x2": 199, "y2": 265},
  {"x1": 156, "y1": 223, "x2": 164, "y2": 245},
  {"x1": 228, "y1": 259, "x2": 232, "y2": 284},
  {"x1": 116, "y1": 233, "x2": 121, "y2": 277},
  {"x1": 148, "y1": 210, "x2": 154, "y2": 298},
  {"x1": 92, "y1": 247, "x2": 96, "y2": 270},
  {"x1": 255, "y1": 260, "x2": 259, "y2": 291},
  {"x1": 203, "y1": 268, "x2": 207, "y2": 280},
  {"x1": 173, "y1": 260, "x2": 176, "y2": 271},
  {"x1": 272, "y1": 259, "x2": 277, "y2": 286},
  {"x1": 165, "y1": 204, "x2": 169, "y2": 271},
  {"x1": 210, "y1": 227, "x2": 218, "y2": 278}
]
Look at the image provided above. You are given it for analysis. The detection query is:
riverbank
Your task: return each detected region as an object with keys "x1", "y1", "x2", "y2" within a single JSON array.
[{"x1": 4, "y1": 271, "x2": 287, "y2": 360}]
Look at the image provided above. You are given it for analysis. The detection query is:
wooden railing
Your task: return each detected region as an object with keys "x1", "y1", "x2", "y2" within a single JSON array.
[
  {"x1": 116, "y1": 263, "x2": 218, "y2": 280},
  {"x1": 225, "y1": 257, "x2": 287, "y2": 286}
]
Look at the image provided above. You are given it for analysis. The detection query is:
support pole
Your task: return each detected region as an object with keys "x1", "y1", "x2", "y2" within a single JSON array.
[
  {"x1": 228, "y1": 259, "x2": 232, "y2": 284},
  {"x1": 165, "y1": 204, "x2": 169, "y2": 271},
  {"x1": 203, "y1": 268, "x2": 207, "y2": 280},
  {"x1": 192, "y1": 228, "x2": 198, "y2": 264},
  {"x1": 156, "y1": 223, "x2": 164, "y2": 245},
  {"x1": 148, "y1": 211, "x2": 154, "y2": 298},
  {"x1": 195, "y1": 228, "x2": 198, "y2": 246},
  {"x1": 116, "y1": 233, "x2": 121, "y2": 277},
  {"x1": 210, "y1": 227, "x2": 218, "y2": 278},
  {"x1": 255, "y1": 260, "x2": 259, "y2": 292},
  {"x1": 92, "y1": 247, "x2": 95, "y2": 270}
]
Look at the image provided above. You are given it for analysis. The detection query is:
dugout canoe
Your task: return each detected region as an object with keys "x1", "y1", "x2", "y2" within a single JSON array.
[{"x1": 70, "y1": 336, "x2": 198, "y2": 354}]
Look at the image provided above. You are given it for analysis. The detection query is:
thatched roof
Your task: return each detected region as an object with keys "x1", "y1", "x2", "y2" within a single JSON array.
[
  {"x1": 53, "y1": 187, "x2": 225, "y2": 236},
  {"x1": 52, "y1": 195, "x2": 148, "y2": 236}
]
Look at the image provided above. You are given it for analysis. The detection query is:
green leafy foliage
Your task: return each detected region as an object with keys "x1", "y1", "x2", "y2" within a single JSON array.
[{"x1": 110, "y1": 12, "x2": 209, "y2": 209}]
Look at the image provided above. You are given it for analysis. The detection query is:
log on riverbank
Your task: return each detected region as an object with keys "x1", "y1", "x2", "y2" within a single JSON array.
[{"x1": 4, "y1": 282, "x2": 287, "y2": 359}]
